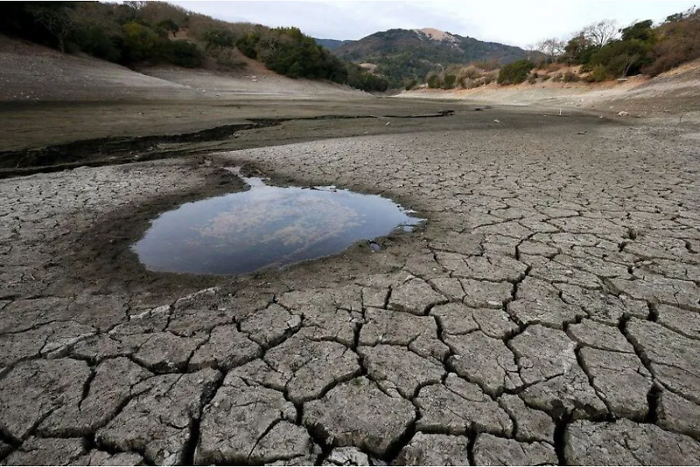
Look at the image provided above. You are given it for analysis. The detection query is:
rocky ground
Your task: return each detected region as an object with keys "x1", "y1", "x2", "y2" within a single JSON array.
[{"x1": 1, "y1": 105, "x2": 699, "y2": 465}]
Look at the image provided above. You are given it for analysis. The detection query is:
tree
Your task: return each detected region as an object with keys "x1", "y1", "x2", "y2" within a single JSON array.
[
  {"x1": 582, "y1": 20, "x2": 619, "y2": 47},
  {"x1": 497, "y1": 60, "x2": 535, "y2": 84},
  {"x1": 621, "y1": 20, "x2": 655, "y2": 42},
  {"x1": 157, "y1": 19, "x2": 180, "y2": 38},
  {"x1": 27, "y1": 3, "x2": 75, "y2": 52},
  {"x1": 591, "y1": 38, "x2": 653, "y2": 77},
  {"x1": 564, "y1": 35, "x2": 593, "y2": 64},
  {"x1": 536, "y1": 38, "x2": 565, "y2": 63}
]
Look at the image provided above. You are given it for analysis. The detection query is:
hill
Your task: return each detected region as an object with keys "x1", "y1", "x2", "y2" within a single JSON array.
[
  {"x1": 333, "y1": 28, "x2": 529, "y2": 86},
  {"x1": 314, "y1": 38, "x2": 354, "y2": 51},
  {"x1": 0, "y1": 33, "x2": 367, "y2": 103},
  {"x1": 0, "y1": 2, "x2": 388, "y2": 92}
]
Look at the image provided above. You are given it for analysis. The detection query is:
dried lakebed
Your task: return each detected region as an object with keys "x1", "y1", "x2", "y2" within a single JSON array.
[
  {"x1": 133, "y1": 171, "x2": 422, "y2": 275},
  {"x1": 0, "y1": 113, "x2": 699, "y2": 465}
]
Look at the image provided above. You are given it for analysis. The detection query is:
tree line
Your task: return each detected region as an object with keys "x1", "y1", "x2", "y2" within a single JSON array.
[
  {"x1": 518, "y1": 8, "x2": 699, "y2": 84},
  {"x1": 420, "y1": 7, "x2": 699, "y2": 89}
]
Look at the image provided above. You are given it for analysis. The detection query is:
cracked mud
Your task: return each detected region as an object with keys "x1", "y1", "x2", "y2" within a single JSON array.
[{"x1": 1, "y1": 110, "x2": 699, "y2": 465}]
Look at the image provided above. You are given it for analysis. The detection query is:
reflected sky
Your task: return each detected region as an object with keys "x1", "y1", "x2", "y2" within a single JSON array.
[{"x1": 133, "y1": 175, "x2": 423, "y2": 275}]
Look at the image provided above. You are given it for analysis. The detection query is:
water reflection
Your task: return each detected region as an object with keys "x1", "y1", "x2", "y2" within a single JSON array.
[{"x1": 133, "y1": 172, "x2": 423, "y2": 275}]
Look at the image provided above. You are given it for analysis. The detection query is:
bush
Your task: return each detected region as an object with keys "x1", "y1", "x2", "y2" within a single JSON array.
[
  {"x1": 404, "y1": 78, "x2": 418, "y2": 90},
  {"x1": 589, "y1": 65, "x2": 608, "y2": 82},
  {"x1": 461, "y1": 65, "x2": 483, "y2": 80},
  {"x1": 427, "y1": 74, "x2": 441, "y2": 88},
  {"x1": 442, "y1": 74, "x2": 457, "y2": 89},
  {"x1": 497, "y1": 60, "x2": 535, "y2": 84},
  {"x1": 122, "y1": 22, "x2": 160, "y2": 62},
  {"x1": 482, "y1": 71, "x2": 497, "y2": 85},
  {"x1": 203, "y1": 28, "x2": 237, "y2": 51},
  {"x1": 526, "y1": 73, "x2": 537, "y2": 84},
  {"x1": 236, "y1": 32, "x2": 259, "y2": 59},
  {"x1": 562, "y1": 70, "x2": 580, "y2": 82},
  {"x1": 161, "y1": 40, "x2": 203, "y2": 68},
  {"x1": 541, "y1": 74, "x2": 551, "y2": 81},
  {"x1": 346, "y1": 64, "x2": 389, "y2": 92},
  {"x1": 72, "y1": 25, "x2": 122, "y2": 63}
]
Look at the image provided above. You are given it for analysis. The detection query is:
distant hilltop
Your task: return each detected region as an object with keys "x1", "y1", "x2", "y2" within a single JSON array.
[{"x1": 319, "y1": 27, "x2": 529, "y2": 86}]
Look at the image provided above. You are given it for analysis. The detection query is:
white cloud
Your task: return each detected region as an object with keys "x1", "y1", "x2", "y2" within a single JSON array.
[{"x1": 171, "y1": 1, "x2": 697, "y2": 47}]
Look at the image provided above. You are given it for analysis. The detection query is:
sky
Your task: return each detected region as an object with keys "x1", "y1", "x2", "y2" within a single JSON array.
[{"x1": 170, "y1": 0, "x2": 697, "y2": 48}]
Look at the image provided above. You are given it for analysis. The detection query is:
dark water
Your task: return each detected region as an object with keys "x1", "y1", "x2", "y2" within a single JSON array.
[{"x1": 132, "y1": 173, "x2": 423, "y2": 275}]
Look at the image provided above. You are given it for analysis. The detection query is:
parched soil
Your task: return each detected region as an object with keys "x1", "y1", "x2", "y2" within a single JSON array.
[
  {"x1": 1, "y1": 101, "x2": 700, "y2": 465},
  {"x1": 1, "y1": 32, "x2": 700, "y2": 465}
]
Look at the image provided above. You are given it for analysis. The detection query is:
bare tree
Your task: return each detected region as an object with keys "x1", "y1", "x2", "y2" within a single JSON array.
[
  {"x1": 582, "y1": 20, "x2": 619, "y2": 47},
  {"x1": 28, "y1": 5, "x2": 74, "y2": 53},
  {"x1": 536, "y1": 38, "x2": 566, "y2": 63}
]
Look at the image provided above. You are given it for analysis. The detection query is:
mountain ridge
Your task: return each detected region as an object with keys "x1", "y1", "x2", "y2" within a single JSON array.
[
  {"x1": 314, "y1": 38, "x2": 355, "y2": 50},
  {"x1": 326, "y1": 27, "x2": 529, "y2": 86}
]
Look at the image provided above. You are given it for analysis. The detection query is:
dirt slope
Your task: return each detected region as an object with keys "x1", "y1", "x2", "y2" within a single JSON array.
[
  {"x1": 0, "y1": 34, "x2": 365, "y2": 102},
  {"x1": 401, "y1": 59, "x2": 700, "y2": 115},
  {"x1": 0, "y1": 35, "x2": 201, "y2": 101}
]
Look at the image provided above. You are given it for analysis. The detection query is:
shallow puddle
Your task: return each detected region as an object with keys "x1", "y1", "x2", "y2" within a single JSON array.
[{"x1": 132, "y1": 171, "x2": 423, "y2": 275}]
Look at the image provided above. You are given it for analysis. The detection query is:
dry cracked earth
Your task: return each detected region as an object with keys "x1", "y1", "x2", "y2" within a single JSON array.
[{"x1": 1, "y1": 111, "x2": 700, "y2": 465}]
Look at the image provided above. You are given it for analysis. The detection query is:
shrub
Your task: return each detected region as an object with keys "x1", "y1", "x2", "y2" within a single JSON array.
[
  {"x1": 404, "y1": 78, "x2": 418, "y2": 90},
  {"x1": 122, "y1": 22, "x2": 160, "y2": 62},
  {"x1": 589, "y1": 65, "x2": 609, "y2": 82},
  {"x1": 236, "y1": 31, "x2": 260, "y2": 58},
  {"x1": 442, "y1": 74, "x2": 457, "y2": 89},
  {"x1": 526, "y1": 73, "x2": 537, "y2": 84},
  {"x1": 72, "y1": 25, "x2": 122, "y2": 63},
  {"x1": 461, "y1": 65, "x2": 483, "y2": 79},
  {"x1": 482, "y1": 71, "x2": 498, "y2": 84},
  {"x1": 541, "y1": 74, "x2": 551, "y2": 81},
  {"x1": 203, "y1": 28, "x2": 237, "y2": 51},
  {"x1": 161, "y1": 40, "x2": 203, "y2": 68},
  {"x1": 497, "y1": 60, "x2": 535, "y2": 84},
  {"x1": 346, "y1": 65, "x2": 389, "y2": 92},
  {"x1": 562, "y1": 70, "x2": 580, "y2": 82},
  {"x1": 427, "y1": 74, "x2": 441, "y2": 88}
]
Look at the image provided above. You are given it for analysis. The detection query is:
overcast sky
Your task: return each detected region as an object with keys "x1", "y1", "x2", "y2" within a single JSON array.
[{"x1": 171, "y1": 1, "x2": 696, "y2": 47}]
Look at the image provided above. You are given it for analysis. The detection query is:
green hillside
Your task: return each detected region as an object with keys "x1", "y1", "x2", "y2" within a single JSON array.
[{"x1": 333, "y1": 28, "x2": 529, "y2": 86}]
